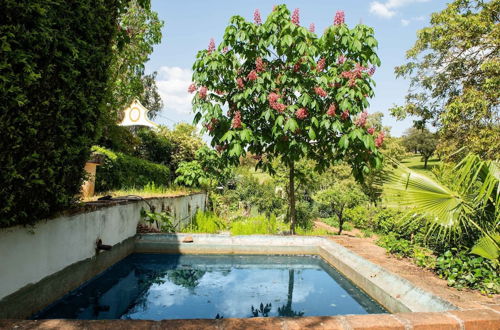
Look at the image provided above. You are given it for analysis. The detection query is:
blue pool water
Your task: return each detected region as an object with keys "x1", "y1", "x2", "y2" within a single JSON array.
[{"x1": 33, "y1": 254, "x2": 387, "y2": 320}]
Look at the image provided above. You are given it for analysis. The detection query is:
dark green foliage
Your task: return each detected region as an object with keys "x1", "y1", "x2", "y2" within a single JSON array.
[
  {"x1": 93, "y1": 146, "x2": 169, "y2": 192},
  {"x1": 135, "y1": 128, "x2": 173, "y2": 165},
  {"x1": 0, "y1": 0, "x2": 120, "y2": 227},
  {"x1": 435, "y1": 249, "x2": 499, "y2": 295}
]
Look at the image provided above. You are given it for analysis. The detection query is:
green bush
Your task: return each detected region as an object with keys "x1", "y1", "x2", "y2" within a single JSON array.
[
  {"x1": 377, "y1": 234, "x2": 414, "y2": 258},
  {"x1": 435, "y1": 249, "x2": 499, "y2": 295},
  {"x1": 93, "y1": 146, "x2": 170, "y2": 192},
  {"x1": 0, "y1": 0, "x2": 120, "y2": 227},
  {"x1": 344, "y1": 205, "x2": 371, "y2": 229}
]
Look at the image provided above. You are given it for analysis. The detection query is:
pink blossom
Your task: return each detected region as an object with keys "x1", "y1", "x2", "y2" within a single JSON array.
[
  {"x1": 207, "y1": 38, "x2": 215, "y2": 54},
  {"x1": 338, "y1": 55, "x2": 346, "y2": 64},
  {"x1": 309, "y1": 23, "x2": 315, "y2": 32},
  {"x1": 247, "y1": 70, "x2": 258, "y2": 81},
  {"x1": 236, "y1": 78, "x2": 244, "y2": 89},
  {"x1": 292, "y1": 8, "x2": 300, "y2": 26},
  {"x1": 273, "y1": 103, "x2": 286, "y2": 113},
  {"x1": 367, "y1": 127, "x2": 375, "y2": 135},
  {"x1": 198, "y1": 86, "x2": 208, "y2": 99},
  {"x1": 256, "y1": 57, "x2": 264, "y2": 72},
  {"x1": 205, "y1": 118, "x2": 218, "y2": 132},
  {"x1": 355, "y1": 111, "x2": 368, "y2": 127},
  {"x1": 334, "y1": 11, "x2": 345, "y2": 26},
  {"x1": 316, "y1": 58, "x2": 326, "y2": 72},
  {"x1": 314, "y1": 86, "x2": 327, "y2": 97},
  {"x1": 369, "y1": 66, "x2": 376, "y2": 76},
  {"x1": 231, "y1": 111, "x2": 242, "y2": 129},
  {"x1": 296, "y1": 108, "x2": 308, "y2": 120},
  {"x1": 341, "y1": 110, "x2": 350, "y2": 120},
  {"x1": 187, "y1": 83, "x2": 197, "y2": 94},
  {"x1": 268, "y1": 92, "x2": 286, "y2": 113},
  {"x1": 268, "y1": 92, "x2": 279, "y2": 104},
  {"x1": 327, "y1": 104, "x2": 336, "y2": 117},
  {"x1": 375, "y1": 131, "x2": 385, "y2": 147},
  {"x1": 254, "y1": 9, "x2": 262, "y2": 25}
]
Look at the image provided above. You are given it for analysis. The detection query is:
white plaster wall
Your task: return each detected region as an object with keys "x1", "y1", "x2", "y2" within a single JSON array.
[{"x1": 0, "y1": 193, "x2": 205, "y2": 301}]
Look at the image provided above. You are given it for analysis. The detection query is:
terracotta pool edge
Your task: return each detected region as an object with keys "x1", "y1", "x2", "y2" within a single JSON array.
[{"x1": 2, "y1": 308, "x2": 500, "y2": 329}]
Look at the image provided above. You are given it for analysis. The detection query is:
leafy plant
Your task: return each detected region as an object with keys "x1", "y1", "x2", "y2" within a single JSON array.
[
  {"x1": 190, "y1": 5, "x2": 383, "y2": 233},
  {"x1": 182, "y1": 211, "x2": 226, "y2": 234},
  {"x1": 93, "y1": 146, "x2": 170, "y2": 192},
  {"x1": 436, "y1": 249, "x2": 499, "y2": 295},
  {"x1": 140, "y1": 208, "x2": 175, "y2": 232},
  {"x1": 386, "y1": 153, "x2": 500, "y2": 260},
  {"x1": 0, "y1": 0, "x2": 122, "y2": 227},
  {"x1": 230, "y1": 215, "x2": 286, "y2": 235}
]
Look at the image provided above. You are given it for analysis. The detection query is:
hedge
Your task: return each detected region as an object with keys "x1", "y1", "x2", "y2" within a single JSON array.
[
  {"x1": 0, "y1": 0, "x2": 121, "y2": 227},
  {"x1": 93, "y1": 146, "x2": 170, "y2": 192}
]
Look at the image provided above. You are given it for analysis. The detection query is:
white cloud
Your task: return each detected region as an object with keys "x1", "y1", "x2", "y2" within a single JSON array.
[
  {"x1": 401, "y1": 19, "x2": 410, "y2": 26},
  {"x1": 370, "y1": 0, "x2": 430, "y2": 19},
  {"x1": 156, "y1": 66, "x2": 194, "y2": 114},
  {"x1": 370, "y1": 2, "x2": 396, "y2": 18}
]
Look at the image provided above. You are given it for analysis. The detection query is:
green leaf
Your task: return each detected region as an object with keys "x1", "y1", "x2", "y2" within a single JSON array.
[{"x1": 308, "y1": 128, "x2": 316, "y2": 140}]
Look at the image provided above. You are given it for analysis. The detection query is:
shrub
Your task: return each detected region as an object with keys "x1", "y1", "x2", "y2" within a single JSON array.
[
  {"x1": 344, "y1": 205, "x2": 371, "y2": 229},
  {"x1": 93, "y1": 146, "x2": 170, "y2": 192},
  {"x1": 377, "y1": 234, "x2": 414, "y2": 258},
  {"x1": 435, "y1": 249, "x2": 499, "y2": 295},
  {"x1": 0, "y1": 0, "x2": 120, "y2": 227}
]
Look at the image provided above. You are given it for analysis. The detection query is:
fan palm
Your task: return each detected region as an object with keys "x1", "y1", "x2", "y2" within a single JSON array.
[{"x1": 385, "y1": 153, "x2": 499, "y2": 260}]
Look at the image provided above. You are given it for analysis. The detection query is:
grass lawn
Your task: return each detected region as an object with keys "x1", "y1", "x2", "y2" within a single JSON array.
[{"x1": 400, "y1": 154, "x2": 441, "y2": 175}]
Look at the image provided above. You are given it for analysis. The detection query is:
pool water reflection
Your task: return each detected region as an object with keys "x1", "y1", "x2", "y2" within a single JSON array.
[{"x1": 33, "y1": 254, "x2": 387, "y2": 320}]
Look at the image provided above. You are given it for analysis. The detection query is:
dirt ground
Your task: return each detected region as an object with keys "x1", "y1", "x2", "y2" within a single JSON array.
[{"x1": 313, "y1": 221, "x2": 499, "y2": 310}]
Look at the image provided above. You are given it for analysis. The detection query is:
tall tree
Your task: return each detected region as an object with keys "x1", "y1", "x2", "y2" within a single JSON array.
[
  {"x1": 390, "y1": 0, "x2": 500, "y2": 160},
  {"x1": 190, "y1": 5, "x2": 384, "y2": 233}
]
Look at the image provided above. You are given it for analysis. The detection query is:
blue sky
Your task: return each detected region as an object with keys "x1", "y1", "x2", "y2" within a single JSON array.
[{"x1": 145, "y1": 0, "x2": 449, "y2": 136}]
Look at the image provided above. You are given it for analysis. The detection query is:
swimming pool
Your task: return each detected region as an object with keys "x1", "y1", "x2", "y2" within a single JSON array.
[{"x1": 33, "y1": 254, "x2": 386, "y2": 320}]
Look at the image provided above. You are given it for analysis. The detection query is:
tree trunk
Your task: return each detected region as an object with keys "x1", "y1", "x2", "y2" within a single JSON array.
[
  {"x1": 337, "y1": 209, "x2": 344, "y2": 235},
  {"x1": 424, "y1": 157, "x2": 429, "y2": 169},
  {"x1": 289, "y1": 162, "x2": 296, "y2": 235}
]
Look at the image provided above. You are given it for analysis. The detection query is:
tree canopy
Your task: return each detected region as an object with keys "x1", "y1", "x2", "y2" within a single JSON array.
[
  {"x1": 391, "y1": 0, "x2": 499, "y2": 160},
  {"x1": 189, "y1": 5, "x2": 384, "y2": 232}
]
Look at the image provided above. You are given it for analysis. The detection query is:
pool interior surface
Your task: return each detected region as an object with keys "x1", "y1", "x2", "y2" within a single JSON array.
[{"x1": 33, "y1": 254, "x2": 387, "y2": 320}]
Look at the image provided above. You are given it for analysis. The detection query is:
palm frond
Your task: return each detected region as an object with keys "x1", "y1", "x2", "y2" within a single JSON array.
[
  {"x1": 470, "y1": 233, "x2": 500, "y2": 260},
  {"x1": 384, "y1": 153, "x2": 499, "y2": 241}
]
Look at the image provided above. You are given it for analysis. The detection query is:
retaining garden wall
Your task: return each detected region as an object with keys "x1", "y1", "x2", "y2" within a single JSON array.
[{"x1": 0, "y1": 193, "x2": 205, "y2": 318}]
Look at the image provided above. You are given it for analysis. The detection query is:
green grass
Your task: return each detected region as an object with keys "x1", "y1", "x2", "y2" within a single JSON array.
[
  {"x1": 86, "y1": 183, "x2": 200, "y2": 201},
  {"x1": 400, "y1": 154, "x2": 441, "y2": 175}
]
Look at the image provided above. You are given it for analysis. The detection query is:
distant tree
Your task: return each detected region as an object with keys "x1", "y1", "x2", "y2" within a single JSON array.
[
  {"x1": 390, "y1": 0, "x2": 500, "y2": 160},
  {"x1": 140, "y1": 72, "x2": 163, "y2": 119},
  {"x1": 313, "y1": 180, "x2": 367, "y2": 234},
  {"x1": 158, "y1": 123, "x2": 205, "y2": 174},
  {"x1": 190, "y1": 5, "x2": 383, "y2": 233},
  {"x1": 402, "y1": 128, "x2": 438, "y2": 168}
]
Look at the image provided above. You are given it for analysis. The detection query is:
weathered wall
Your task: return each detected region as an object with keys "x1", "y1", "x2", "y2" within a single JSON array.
[{"x1": 0, "y1": 193, "x2": 205, "y2": 304}]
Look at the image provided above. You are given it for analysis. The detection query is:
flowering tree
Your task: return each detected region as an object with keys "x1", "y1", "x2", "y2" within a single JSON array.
[{"x1": 190, "y1": 5, "x2": 384, "y2": 233}]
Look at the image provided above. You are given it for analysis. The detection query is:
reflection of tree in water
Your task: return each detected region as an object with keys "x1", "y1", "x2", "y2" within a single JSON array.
[
  {"x1": 167, "y1": 269, "x2": 206, "y2": 291},
  {"x1": 277, "y1": 270, "x2": 304, "y2": 317},
  {"x1": 251, "y1": 302, "x2": 272, "y2": 317}
]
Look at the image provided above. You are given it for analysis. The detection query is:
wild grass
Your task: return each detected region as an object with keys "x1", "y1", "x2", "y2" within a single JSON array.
[{"x1": 85, "y1": 182, "x2": 200, "y2": 202}]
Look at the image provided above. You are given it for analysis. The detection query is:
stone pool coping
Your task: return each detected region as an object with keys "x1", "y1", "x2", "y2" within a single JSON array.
[
  {"x1": 2, "y1": 308, "x2": 500, "y2": 329},
  {"x1": 135, "y1": 234, "x2": 457, "y2": 314}
]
